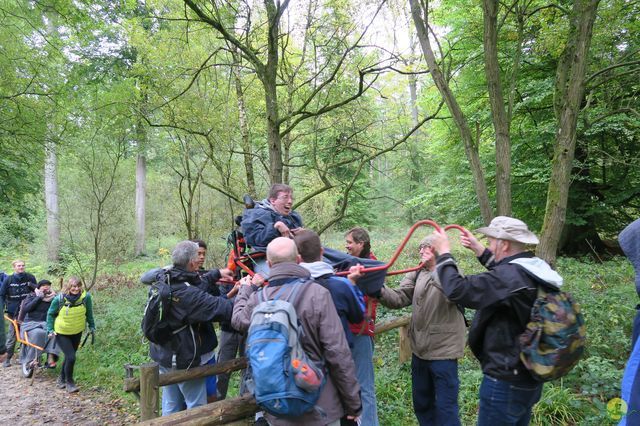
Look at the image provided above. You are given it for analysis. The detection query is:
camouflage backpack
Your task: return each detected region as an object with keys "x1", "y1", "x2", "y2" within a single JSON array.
[{"x1": 519, "y1": 285, "x2": 586, "y2": 382}]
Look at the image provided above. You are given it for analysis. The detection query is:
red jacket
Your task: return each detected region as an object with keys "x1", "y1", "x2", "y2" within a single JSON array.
[{"x1": 349, "y1": 252, "x2": 377, "y2": 336}]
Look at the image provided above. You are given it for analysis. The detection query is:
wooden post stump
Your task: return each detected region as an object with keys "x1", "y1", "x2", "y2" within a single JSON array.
[
  {"x1": 399, "y1": 324, "x2": 411, "y2": 364},
  {"x1": 140, "y1": 362, "x2": 160, "y2": 420}
]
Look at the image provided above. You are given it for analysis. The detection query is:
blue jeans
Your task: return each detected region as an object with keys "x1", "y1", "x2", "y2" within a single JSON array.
[
  {"x1": 411, "y1": 355, "x2": 461, "y2": 426},
  {"x1": 350, "y1": 334, "x2": 378, "y2": 426},
  {"x1": 204, "y1": 355, "x2": 217, "y2": 399},
  {"x1": 477, "y1": 375, "x2": 543, "y2": 426},
  {"x1": 159, "y1": 365, "x2": 207, "y2": 416}
]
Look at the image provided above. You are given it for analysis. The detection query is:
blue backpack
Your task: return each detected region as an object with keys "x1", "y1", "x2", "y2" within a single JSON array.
[{"x1": 247, "y1": 279, "x2": 325, "y2": 417}]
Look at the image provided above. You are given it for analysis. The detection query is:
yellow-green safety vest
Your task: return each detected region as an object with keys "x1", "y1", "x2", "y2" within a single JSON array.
[{"x1": 54, "y1": 291, "x2": 88, "y2": 335}]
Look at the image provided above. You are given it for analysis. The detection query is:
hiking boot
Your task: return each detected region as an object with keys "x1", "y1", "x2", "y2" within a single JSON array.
[
  {"x1": 56, "y1": 376, "x2": 66, "y2": 389},
  {"x1": 66, "y1": 382, "x2": 79, "y2": 393}
]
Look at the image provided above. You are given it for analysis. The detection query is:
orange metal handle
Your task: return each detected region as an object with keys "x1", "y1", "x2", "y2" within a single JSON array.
[
  {"x1": 3, "y1": 314, "x2": 45, "y2": 351},
  {"x1": 444, "y1": 224, "x2": 468, "y2": 234},
  {"x1": 335, "y1": 219, "x2": 442, "y2": 277}
]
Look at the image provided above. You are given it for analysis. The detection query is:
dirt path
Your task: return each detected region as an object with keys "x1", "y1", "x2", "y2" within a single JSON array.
[{"x1": 0, "y1": 362, "x2": 137, "y2": 425}]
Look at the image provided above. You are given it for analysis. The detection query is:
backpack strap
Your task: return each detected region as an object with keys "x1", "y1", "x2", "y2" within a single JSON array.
[{"x1": 283, "y1": 278, "x2": 308, "y2": 305}]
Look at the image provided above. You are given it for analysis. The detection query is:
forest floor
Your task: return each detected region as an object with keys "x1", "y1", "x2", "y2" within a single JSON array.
[{"x1": 0, "y1": 359, "x2": 137, "y2": 425}]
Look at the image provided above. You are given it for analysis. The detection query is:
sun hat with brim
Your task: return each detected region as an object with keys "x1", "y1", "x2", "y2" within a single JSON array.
[{"x1": 475, "y1": 216, "x2": 539, "y2": 245}]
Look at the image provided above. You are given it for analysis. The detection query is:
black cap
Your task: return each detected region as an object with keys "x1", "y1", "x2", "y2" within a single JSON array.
[{"x1": 37, "y1": 279, "x2": 52, "y2": 288}]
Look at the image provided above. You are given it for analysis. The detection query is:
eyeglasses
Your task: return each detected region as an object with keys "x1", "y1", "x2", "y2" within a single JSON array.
[{"x1": 276, "y1": 194, "x2": 294, "y2": 201}]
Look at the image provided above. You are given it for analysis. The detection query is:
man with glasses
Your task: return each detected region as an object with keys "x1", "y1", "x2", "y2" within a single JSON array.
[
  {"x1": 430, "y1": 217, "x2": 563, "y2": 426},
  {"x1": 376, "y1": 236, "x2": 466, "y2": 425},
  {"x1": 241, "y1": 184, "x2": 303, "y2": 251}
]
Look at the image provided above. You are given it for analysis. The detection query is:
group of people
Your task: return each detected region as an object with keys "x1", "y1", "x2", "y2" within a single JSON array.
[
  {"x1": 0, "y1": 181, "x2": 636, "y2": 424},
  {"x1": 145, "y1": 183, "x2": 594, "y2": 426},
  {"x1": 0, "y1": 261, "x2": 95, "y2": 393}
]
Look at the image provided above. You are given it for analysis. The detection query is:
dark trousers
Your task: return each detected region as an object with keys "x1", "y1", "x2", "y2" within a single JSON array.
[
  {"x1": 411, "y1": 355, "x2": 461, "y2": 426},
  {"x1": 5, "y1": 313, "x2": 17, "y2": 357},
  {"x1": 477, "y1": 375, "x2": 543, "y2": 426},
  {"x1": 216, "y1": 330, "x2": 244, "y2": 399},
  {"x1": 57, "y1": 333, "x2": 82, "y2": 384}
]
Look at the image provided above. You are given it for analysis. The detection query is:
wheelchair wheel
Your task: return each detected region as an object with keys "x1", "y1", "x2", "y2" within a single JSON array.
[{"x1": 22, "y1": 360, "x2": 34, "y2": 378}]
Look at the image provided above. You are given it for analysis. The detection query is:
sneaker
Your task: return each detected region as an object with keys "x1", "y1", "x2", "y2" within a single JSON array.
[
  {"x1": 66, "y1": 382, "x2": 79, "y2": 393},
  {"x1": 253, "y1": 418, "x2": 269, "y2": 426},
  {"x1": 57, "y1": 376, "x2": 66, "y2": 389},
  {"x1": 2, "y1": 358, "x2": 11, "y2": 368}
]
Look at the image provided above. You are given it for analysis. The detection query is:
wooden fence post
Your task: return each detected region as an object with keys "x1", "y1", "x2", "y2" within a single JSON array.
[
  {"x1": 140, "y1": 362, "x2": 160, "y2": 421},
  {"x1": 398, "y1": 324, "x2": 411, "y2": 364}
]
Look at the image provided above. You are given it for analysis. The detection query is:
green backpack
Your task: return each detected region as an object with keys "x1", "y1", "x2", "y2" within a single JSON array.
[{"x1": 519, "y1": 285, "x2": 586, "y2": 382}]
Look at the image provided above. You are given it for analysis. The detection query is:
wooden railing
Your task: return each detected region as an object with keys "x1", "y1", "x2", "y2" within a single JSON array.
[{"x1": 125, "y1": 315, "x2": 412, "y2": 424}]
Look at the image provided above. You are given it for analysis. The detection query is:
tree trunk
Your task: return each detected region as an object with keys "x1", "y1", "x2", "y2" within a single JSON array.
[
  {"x1": 410, "y1": 0, "x2": 493, "y2": 224},
  {"x1": 135, "y1": 153, "x2": 146, "y2": 256},
  {"x1": 233, "y1": 63, "x2": 256, "y2": 197},
  {"x1": 537, "y1": 0, "x2": 600, "y2": 265},
  {"x1": 406, "y1": 70, "x2": 422, "y2": 223},
  {"x1": 264, "y1": 0, "x2": 283, "y2": 185},
  {"x1": 482, "y1": 0, "x2": 511, "y2": 216},
  {"x1": 44, "y1": 138, "x2": 60, "y2": 262}
]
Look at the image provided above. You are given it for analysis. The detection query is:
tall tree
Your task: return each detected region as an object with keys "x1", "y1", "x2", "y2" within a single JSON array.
[
  {"x1": 482, "y1": 0, "x2": 511, "y2": 216},
  {"x1": 409, "y1": 0, "x2": 493, "y2": 224},
  {"x1": 182, "y1": 0, "x2": 384, "y2": 184},
  {"x1": 44, "y1": 135, "x2": 60, "y2": 262},
  {"x1": 537, "y1": 0, "x2": 601, "y2": 264}
]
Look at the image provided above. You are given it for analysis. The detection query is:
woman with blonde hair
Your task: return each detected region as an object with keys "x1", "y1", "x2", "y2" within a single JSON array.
[{"x1": 47, "y1": 277, "x2": 95, "y2": 393}]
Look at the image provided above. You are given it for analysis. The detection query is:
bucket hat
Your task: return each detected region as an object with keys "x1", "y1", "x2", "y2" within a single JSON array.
[{"x1": 476, "y1": 216, "x2": 539, "y2": 245}]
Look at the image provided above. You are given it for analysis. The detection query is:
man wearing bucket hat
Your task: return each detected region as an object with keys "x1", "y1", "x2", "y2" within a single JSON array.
[{"x1": 430, "y1": 216, "x2": 563, "y2": 426}]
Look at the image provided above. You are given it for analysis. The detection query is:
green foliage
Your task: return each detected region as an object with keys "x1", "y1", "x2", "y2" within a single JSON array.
[{"x1": 532, "y1": 383, "x2": 587, "y2": 425}]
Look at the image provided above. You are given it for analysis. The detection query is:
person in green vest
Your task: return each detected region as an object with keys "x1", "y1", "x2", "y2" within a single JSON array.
[{"x1": 47, "y1": 276, "x2": 95, "y2": 393}]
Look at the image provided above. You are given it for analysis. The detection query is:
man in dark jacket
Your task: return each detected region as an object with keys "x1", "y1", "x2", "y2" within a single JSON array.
[
  {"x1": 294, "y1": 229, "x2": 365, "y2": 347},
  {"x1": 232, "y1": 237, "x2": 362, "y2": 426},
  {"x1": 430, "y1": 216, "x2": 563, "y2": 426},
  {"x1": 241, "y1": 184, "x2": 303, "y2": 252},
  {"x1": 0, "y1": 259, "x2": 37, "y2": 367},
  {"x1": 149, "y1": 241, "x2": 233, "y2": 416}
]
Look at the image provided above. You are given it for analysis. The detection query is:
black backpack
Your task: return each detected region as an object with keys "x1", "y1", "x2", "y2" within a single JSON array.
[{"x1": 141, "y1": 274, "x2": 186, "y2": 345}]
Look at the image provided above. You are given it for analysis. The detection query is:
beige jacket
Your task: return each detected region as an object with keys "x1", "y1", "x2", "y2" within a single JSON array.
[
  {"x1": 379, "y1": 268, "x2": 466, "y2": 360},
  {"x1": 232, "y1": 262, "x2": 362, "y2": 425}
]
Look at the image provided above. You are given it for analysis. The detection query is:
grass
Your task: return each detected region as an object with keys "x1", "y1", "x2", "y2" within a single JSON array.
[{"x1": 2, "y1": 228, "x2": 636, "y2": 424}]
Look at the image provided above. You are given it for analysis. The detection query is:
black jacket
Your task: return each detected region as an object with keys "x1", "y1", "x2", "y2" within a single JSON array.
[
  {"x1": 240, "y1": 200, "x2": 303, "y2": 251},
  {"x1": 149, "y1": 267, "x2": 233, "y2": 369},
  {"x1": 436, "y1": 250, "x2": 558, "y2": 383},
  {"x1": 0, "y1": 272, "x2": 36, "y2": 316},
  {"x1": 19, "y1": 293, "x2": 53, "y2": 322}
]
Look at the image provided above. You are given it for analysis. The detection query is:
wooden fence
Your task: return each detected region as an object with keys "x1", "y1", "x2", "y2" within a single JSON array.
[{"x1": 125, "y1": 315, "x2": 411, "y2": 424}]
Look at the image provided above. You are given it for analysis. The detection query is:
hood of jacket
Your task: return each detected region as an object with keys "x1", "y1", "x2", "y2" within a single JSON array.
[
  {"x1": 508, "y1": 256, "x2": 563, "y2": 288},
  {"x1": 300, "y1": 261, "x2": 334, "y2": 279},
  {"x1": 267, "y1": 262, "x2": 311, "y2": 284},
  {"x1": 165, "y1": 267, "x2": 200, "y2": 285}
]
